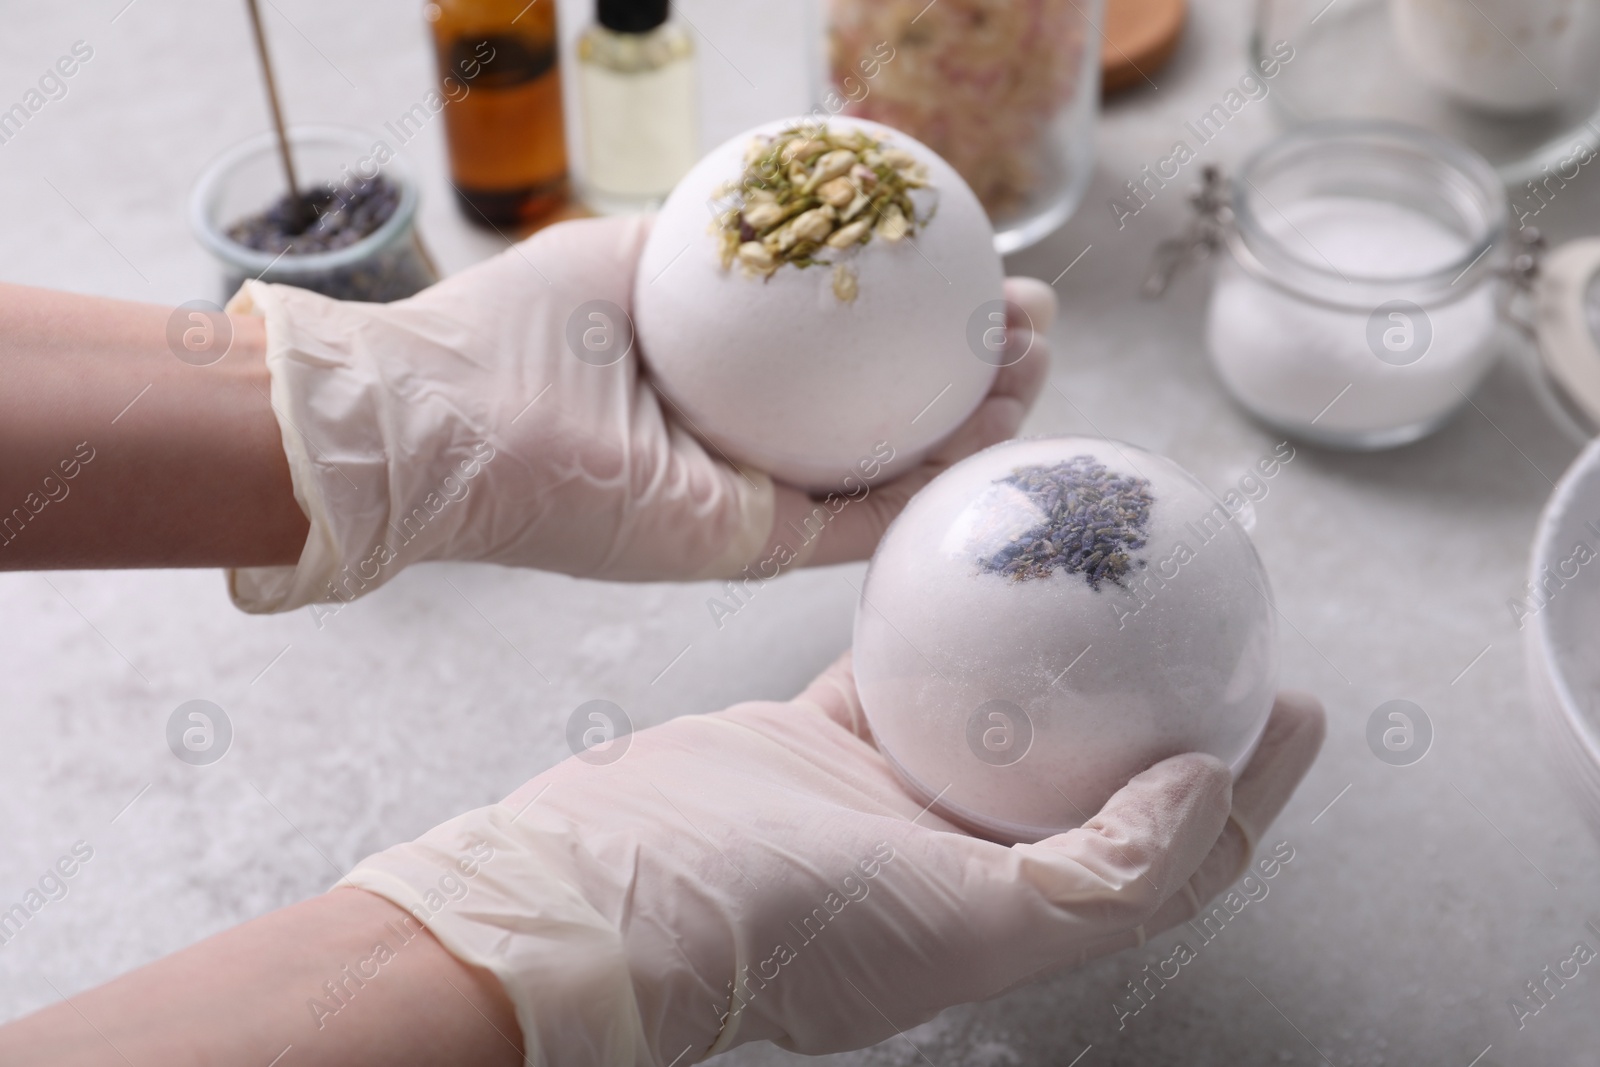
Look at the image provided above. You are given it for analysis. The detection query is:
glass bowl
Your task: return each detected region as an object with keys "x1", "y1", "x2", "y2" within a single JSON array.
[
  {"x1": 1255, "y1": 0, "x2": 1600, "y2": 183},
  {"x1": 1526, "y1": 436, "x2": 1600, "y2": 838},
  {"x1": 189, "y1": 125, "x2": 438, "y2": 303}
]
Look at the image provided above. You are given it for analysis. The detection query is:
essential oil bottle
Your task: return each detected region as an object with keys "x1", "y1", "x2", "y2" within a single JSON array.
[
  {"x1": 425, "y1": 0, "x2": 569, "y2": 229},
  {"x1": 576, "y1": 0, "x2": 697, "y2": 214}
]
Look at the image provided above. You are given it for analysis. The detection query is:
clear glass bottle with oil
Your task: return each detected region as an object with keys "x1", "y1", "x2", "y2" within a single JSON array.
[
  {"x1": 576, "y1": 0, "x2": 697, "y2": 214},
  {"x1": 425, "y1": 0, "x2": 569, "y2": 229}
]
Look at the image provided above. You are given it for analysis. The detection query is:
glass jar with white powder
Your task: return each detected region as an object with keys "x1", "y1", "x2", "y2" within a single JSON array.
[{"x1": 1178, "y1": 122, "x2": 1511, "y2": 450}]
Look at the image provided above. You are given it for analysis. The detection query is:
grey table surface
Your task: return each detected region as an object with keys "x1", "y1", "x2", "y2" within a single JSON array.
[{"x1": 2, "y1": 1, "x2": 1597, "y2": 1064}]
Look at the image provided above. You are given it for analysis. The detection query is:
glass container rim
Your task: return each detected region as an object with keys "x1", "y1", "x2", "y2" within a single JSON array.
[
  {"x1": 188, "y1": 125, "x2": 421, "y2": 277},
  {"x1": 1229, "y1": 119, "x2": 1508, "y2": 309},
  {"x1": 1527, "y1": 435, "x2": 1600, "y2": 767}
]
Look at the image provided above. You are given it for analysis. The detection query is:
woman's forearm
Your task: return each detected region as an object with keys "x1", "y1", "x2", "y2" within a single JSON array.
[
  {"x1": 0, "y1": 888, "x2": 523, "y2": 1067},
  {"x1": 0, "y1": 282, "x2": 306, "y2": 569}
]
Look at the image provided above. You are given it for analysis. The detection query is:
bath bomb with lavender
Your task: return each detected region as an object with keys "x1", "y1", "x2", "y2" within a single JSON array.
[
  {"x1": 852, "y1": 436, "x2": 1278, "y2": 844},
  {"x1": 633, "y1": 116, "x2": 1002, "y2": 494}
]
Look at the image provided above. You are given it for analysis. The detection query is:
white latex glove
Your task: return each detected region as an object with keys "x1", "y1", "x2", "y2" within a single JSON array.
[
  {"x1": 226, "y1": 217, "x2": 1053, "y2": 613},
  {"x1": 342, "y1": 655, "x2": 1324, "y2": 1067}
]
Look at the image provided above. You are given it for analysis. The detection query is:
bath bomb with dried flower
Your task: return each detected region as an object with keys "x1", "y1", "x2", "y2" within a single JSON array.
[
  {"x1": 634, "y1": 116, "x2": 1002, "y2": 493},
  {"x1": 852, "y1": 436, "x2": 1279, "y2": 844}
]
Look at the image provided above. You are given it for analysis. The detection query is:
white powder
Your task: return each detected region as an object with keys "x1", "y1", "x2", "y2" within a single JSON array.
[{"x1": 1206, "y1": 196, "x2": 1500, "y2": 445}]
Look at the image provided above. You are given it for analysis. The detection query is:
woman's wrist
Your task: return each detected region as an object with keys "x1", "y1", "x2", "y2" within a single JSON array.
[
  {"x1": 0, "y1": 886, "x2": 522, "y2": 1067},
  {"x1": 0, "y1": 284, "x2": 307, "y2": 570}
]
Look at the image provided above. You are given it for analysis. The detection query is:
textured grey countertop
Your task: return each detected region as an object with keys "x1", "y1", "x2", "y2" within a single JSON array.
[{"x1": 3, "y1": 1, "x2": 1598, "y2": 1064}]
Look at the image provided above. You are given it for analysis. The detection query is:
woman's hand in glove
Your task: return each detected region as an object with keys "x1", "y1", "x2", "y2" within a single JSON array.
[
  {"x1": 230, "y1": 217, "x2": 1053, "y2": 612},
  {"x1": 346, "y1": 654, "x2": 1325, "y2": 1066},
  {"x1": 0, "y1": 656, "x2": 1322, "y2": 1067}
]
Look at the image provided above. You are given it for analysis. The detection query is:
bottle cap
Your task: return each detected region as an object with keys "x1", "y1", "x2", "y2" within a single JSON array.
[{"x1": 598, "y1": 0, "x2": 668, "y2": 33}]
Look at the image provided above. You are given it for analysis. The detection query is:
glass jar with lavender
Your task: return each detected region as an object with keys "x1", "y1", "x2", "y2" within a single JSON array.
[
  {"x1": 1152, "y1": 121, "x2": 1515, "y2": 450},
  {"x1": 190, "y1": 126, "x2": 438, "y2": 304},
  {"x1": 824, "y1": 0, "x2": 1103, "y2": 254}
]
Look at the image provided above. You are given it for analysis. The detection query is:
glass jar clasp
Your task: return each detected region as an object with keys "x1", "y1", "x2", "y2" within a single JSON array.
[{"x1": 1495, "y1": 226, "x2": 1546, "y2": 333}]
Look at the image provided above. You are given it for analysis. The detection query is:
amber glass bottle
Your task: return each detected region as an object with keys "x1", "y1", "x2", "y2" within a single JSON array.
[{"x1": 426, "y1": 0, "x2": 569, "y2": 228}]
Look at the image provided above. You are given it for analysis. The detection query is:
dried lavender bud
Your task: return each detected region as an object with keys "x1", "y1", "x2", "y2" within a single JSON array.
[
  {"x1": 226, "y1": 175, "x2": 401, "y2": 256},
  {"x1": 222, "y1": 175, "x2": 435, "y2": 302},
  {"x1": 220, "y1": 235, "x2": 436, "y2": 303},
  {"x1": 978, "y1": 456, "x2": 1154, "y2": 590}
]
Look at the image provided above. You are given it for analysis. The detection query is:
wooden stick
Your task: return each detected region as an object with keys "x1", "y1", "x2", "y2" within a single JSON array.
[{"x1": 243, "y1": 0, "x2": 307, "y2": 228}]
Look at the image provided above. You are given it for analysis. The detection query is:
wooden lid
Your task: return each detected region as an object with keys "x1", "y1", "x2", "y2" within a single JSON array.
[{"x1": 1102, "y1": 0, "x2": 1186, "y2": 95}]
